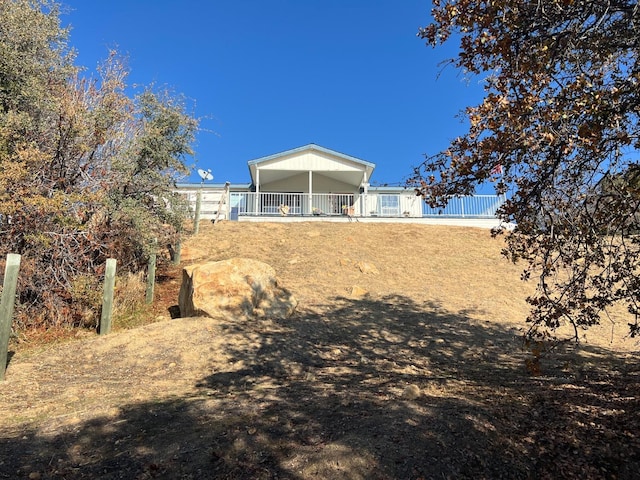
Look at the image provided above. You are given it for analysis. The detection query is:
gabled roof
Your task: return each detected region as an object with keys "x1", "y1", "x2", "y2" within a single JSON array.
[
  {"x1": 247, "y1": 143, "x2": 376, "y2": 169},
  {"x1": 246, "y1": 144, "x2": 376, "y2": 188}
]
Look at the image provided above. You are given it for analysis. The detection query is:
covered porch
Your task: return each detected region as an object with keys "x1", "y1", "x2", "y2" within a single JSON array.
[
  {"x1": 246, "y1": 144, "x2": 374, "y2": 216},
  {"x1": 230, "y1": 192, "x2": 357, "y2": 217},
  {"x1": 176, "y1": 144, "x2": 506, "y2": 222}
]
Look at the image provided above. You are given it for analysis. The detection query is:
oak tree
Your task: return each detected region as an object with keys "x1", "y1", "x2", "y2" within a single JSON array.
[{"x1": 412, "y1": 0, "x2": 640, "y2": 340}]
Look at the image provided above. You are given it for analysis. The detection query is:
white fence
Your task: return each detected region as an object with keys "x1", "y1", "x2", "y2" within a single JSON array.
[
  {"x1": 225, "y1": 192, "x2": 505, "y2": 218},
  {"x1": 230, "y1": 192, "x2": 356, "y2": 217},
  {"x1": 422, "y1": 194, "x2": 507, "y2": 218},
  {"x1": 180, "y1": 189, "x2": 229, "y2": 220}
]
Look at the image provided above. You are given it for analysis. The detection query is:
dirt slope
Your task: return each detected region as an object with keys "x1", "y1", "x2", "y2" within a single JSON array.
[{"x1": 1, "y1": 222, "x2": 638, "y2": 479}]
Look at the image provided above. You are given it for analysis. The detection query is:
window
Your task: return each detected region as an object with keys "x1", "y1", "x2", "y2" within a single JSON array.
[
  {"x1": 379, "y1": 195, "x2": 400, "y2": 216},
  {"x1": 230, "y1": 192, "x2": 247, "y2": 214}
]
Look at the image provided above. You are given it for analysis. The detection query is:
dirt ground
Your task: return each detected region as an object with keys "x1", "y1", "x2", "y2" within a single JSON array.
[{"x1": 1, "y1": 221, "x2": 639, "y2": 479}]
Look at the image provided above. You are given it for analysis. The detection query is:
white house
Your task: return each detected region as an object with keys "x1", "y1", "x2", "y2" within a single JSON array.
[{"x1": 176, "y1": 144, "x2": 504, "y2": 221}]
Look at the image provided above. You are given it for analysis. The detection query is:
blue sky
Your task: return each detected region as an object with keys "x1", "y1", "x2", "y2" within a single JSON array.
[{"x1": 61, "y1": 0, "x2": 485, "y2": 187}]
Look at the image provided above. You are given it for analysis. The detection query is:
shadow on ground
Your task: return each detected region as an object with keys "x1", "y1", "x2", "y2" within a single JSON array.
[{"x1": 1, "y1": 296, "x2": 638, "y2": 479}]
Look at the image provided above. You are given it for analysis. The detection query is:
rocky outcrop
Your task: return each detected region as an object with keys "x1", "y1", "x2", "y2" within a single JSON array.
[{"x1": 179, "y1": 258, "x2": 297, "y2": 320}]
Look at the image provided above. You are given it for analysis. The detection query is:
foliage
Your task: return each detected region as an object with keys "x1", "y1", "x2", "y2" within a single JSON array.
[
  {"x1": 411, "y1": 0, "x2": 640, "y2": 340},
  {"x1": 0, "y1": 0, "x2": 197, "y2": 330}
]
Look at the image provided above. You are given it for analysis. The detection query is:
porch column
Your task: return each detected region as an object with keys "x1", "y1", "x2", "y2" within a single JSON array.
[
  {"x1": 308, "y1": 170, "x2": 313, "y2": 214},
  {"x1": 254, "y1": 168, "x2": 260, "y2": 214},
  {"x1": 362, "y1": 171, "x2": 369, "y2": 217}
]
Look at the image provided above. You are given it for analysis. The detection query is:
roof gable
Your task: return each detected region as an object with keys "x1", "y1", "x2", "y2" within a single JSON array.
[
  {"x1": 248, "y1": 144, "x2": 375, "y2": 169},
  {"x1": 247, "y1": 144, "x2": 375, "y2": 188}
]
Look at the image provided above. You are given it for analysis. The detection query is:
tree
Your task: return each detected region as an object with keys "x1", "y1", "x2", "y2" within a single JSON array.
[
  {"x1": 411, "y1": 0, "x2": 640, "y2": 340},
  {"x1": 101, "y1": 87, "x2": 196, "y2": 269},
  {"x1": 0, "y1": 0, "x2": 197, "y2": 330}
]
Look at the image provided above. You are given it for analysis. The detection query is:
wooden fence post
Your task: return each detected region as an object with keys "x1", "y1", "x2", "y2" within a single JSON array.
[
  {"x1": 99, "y1": 258, "x2": 117, "y2": 335},
  {"x1": 172, "y1": 240, "x2": 181, "y2": 265},
  {"x1": 146, "y1": 239, "x2": 157, "y2": 304},
  {"x1": 194, "y1": 190, "x2": 202, "y2": 234},
  {"x1": 1, "y1": 253, "x2": 21, "y2": 381}
]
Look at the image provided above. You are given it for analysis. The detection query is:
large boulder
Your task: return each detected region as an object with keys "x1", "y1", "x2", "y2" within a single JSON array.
[{"x1": 179, "y1": 258, "x2": 297, "y2": 319}]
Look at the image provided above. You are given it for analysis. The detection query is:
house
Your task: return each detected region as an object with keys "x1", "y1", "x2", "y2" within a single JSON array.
[{"x1": 176, "y1": 144, "x2": 504, "y2": 221}]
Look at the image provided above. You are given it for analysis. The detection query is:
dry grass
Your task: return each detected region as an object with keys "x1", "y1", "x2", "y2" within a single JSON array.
[
  {"x1": 181, "y1": 221, "x2": 635, "y2": 350},
  {"x1": 1, "y1": 221, "x2": 638, "y2": 479}
]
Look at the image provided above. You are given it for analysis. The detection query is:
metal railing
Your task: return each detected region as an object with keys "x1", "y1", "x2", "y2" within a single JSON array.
[
  {"x1": 227, "y1": 191, "x2": 506, "y2": 218},
  {"x1": 422, "y1": 194, "x2": 506, "y2": 218},
  {"x1": 230, "y1": 192, "x2": 356, "y2": 216}
]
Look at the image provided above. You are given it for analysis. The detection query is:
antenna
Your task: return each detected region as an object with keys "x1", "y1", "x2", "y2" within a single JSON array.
[{"x1": 197, "y1": 168, "x2": 213, "y2": 185}]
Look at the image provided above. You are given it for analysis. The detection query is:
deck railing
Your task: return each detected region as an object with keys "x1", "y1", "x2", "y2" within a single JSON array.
[
  {"x1": 227, "y1": 191, "x2": 506, "y2": 218},
  {"x1": 422, "y1": 194, "x2": 506, "y2": 218},
  {"x1": 230, "y1": 192, "x2": 356, "y2": 216}
]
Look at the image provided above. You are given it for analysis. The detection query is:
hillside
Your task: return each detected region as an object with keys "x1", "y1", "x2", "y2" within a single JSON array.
[{"x1": 1, "y1": 221, "x2": 638, "y2": 479}]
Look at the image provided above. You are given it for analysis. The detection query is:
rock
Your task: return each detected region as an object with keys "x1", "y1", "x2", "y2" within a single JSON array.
[
  {"x1": 338, "y1": 258, "x2": 352, "y2": 267},
  {"x1": 355, "y1": 261, "x2": 379, "y2": 275},
  {"x1": 179, "y1": 258, "x2": 297, "y2": 319},
  {"x1": 349, "y1": 285, "x2": 369, "y2": 298},
  {"x1": 401, "y1": 384, "x2": 421, "y2": 400}
]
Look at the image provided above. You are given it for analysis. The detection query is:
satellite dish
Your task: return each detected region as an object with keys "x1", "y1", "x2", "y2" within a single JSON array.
[{"x1": 197, "y1": 168, "x2": 213, "y2": 181}]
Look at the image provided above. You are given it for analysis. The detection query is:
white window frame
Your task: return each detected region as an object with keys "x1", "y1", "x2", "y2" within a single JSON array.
[{"x1": 379, "y1": 194, "x2": 400, "y2": 216}]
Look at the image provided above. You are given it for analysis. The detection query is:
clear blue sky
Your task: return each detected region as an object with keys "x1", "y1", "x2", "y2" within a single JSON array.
[{"x1": 61, "y1": 0, "x2": 485, "y2": 187}]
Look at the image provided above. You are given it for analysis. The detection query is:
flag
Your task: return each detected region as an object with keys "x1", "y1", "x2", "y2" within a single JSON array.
[{"x1": 491, "y1": 164, "x2": 503, "y2": 175}]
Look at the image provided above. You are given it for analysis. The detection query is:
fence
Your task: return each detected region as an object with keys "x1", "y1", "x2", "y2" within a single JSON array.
[
  {"x1": 0, "y1": 254, "x2": 20, "y2": 380},
  {"x1": 230, "y1": 192, "x2": 356, "y2": 216},
  {"x1": 422, "y1": 194, "x2": 507, "y2": 218},
  {"x1": 181, "y1": 188, "x2": 229, "y2": 221},
  {"x1": 0, "y1": 254, "x2": 117, "y2": 380},
  {"x1": 228, "y1": 191, "x2": 506, "y2": 218},
  {"x1": 0, "y1": 244, "x2": 172, "y2": 380}
]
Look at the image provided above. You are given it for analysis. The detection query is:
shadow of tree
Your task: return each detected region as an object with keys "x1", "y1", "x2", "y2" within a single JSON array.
[{"x1": 1, "y1": 295, "x2": 638, "y2": 479}]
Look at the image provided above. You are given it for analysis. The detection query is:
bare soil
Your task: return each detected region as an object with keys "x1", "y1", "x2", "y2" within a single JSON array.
[{"x1": 1, "y1": 221, "x2": 639, "y2": 479}]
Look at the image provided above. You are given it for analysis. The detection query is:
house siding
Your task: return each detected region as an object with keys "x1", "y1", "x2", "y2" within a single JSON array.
[{"x1": 255, "y1": 151, "x2": 365, "y2": 172}]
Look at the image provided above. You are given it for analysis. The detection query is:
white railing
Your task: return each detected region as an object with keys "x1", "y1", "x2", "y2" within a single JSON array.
[
  {"x1": 227, "y1": 191, "x2": 506, "y2": 218},
  {"x1": 230, "y1": 192, "x2": 356, "y2": 216},
  {"x1": 421, "y1": 194, "x2": 506, "y2": 218}
]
